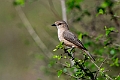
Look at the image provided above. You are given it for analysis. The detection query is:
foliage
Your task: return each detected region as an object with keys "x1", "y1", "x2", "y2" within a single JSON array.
[
  {"x1": 50, "y1": 0, "x2": 120, "y2": 80},
  {"x1": 52, "y1": 41, "x2": 119, "y2": 80},
  {"x1": 14, "y1": 0, "x2": 120, "y2": 80},
  {"x1": 13, "y1": 0, "x2": 25, "y2": 6}
]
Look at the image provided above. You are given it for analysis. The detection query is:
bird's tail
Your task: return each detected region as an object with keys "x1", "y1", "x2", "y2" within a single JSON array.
[{"x1": 83, "y1": 50, "x2": 95, "y2": 61}]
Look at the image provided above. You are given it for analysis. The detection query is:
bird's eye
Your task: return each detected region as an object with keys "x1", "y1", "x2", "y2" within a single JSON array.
[{"x1": 58, "y1": 23, "x2": 62, "y2": 25}]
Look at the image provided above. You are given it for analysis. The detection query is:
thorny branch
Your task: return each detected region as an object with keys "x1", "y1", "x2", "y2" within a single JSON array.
[
  {"x1": 15, "y1": 6, "x2": 53, "y2": 58},
  {"x1": 63, "y1": 48, "x2": 114, "y2": 80},
  {"x1": 64, "y1": 48, "x2": 96, "y2": 80}
]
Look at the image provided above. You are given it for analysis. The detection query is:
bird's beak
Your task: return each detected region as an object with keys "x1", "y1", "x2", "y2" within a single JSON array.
[{"x1": 51, "y1": 24, "x2": 56, "y2": 26}]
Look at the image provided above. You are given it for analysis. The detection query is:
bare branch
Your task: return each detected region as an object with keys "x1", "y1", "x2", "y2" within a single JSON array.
[
  {"x1": 15, "y1": 6, "x2": 53, "y2": 58},
  {"x1": 91, "y1": 60, "x2": 113, "y2": 80},
  {"x1": 60, "y1": 0, "x2": 67, "y2": 22},
  {"x1": 99, "y1": 57, "x2": 108, "y2": 68},
  {"x1": 95, "y1": 57, "x2": 108, "y2": 79}
]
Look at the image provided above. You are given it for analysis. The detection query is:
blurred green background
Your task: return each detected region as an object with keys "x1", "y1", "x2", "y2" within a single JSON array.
[
  {"x1": 0, "y1": 0, "x2": 120, "y2": 80},
  {"x1": 0, "y1": 0, "x2": 61, "y2": 80}
]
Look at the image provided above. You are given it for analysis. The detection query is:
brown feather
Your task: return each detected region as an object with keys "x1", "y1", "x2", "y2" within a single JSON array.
[{"x1": 63, "y1": 30, "x2": 87, "y2": 50}]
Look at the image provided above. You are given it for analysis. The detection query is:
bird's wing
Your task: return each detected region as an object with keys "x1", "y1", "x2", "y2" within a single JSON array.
[{"x1": 63, "y1": 30, "x2": 87, "y2": 50}]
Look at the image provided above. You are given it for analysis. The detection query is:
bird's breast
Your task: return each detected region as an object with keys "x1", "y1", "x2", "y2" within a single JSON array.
[{"x1": 58, "y1": 29, "x2": 64, "y2": 42}]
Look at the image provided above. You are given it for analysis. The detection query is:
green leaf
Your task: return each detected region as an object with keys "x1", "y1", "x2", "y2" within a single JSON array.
[
  {"x1": 78, "y1": 33, "x2": 83, "y2": 41},
  {"x1": 63, "y1": 68, "x2": 67, "y2": 73},
  {"x1": 110, "y1": 49, "x2": 116, "y2": 55},
  {"x1": 100, "y1": 67, "x2": 105, "y2": 72},
  {"x1": 53, "y1": 42, "x2": 64, "y2": 51},
  {"x1": 110, "y1": 58, "x2": 119, "y2": 67},
  {"x1": 57, "y1": 70, "x2": 63, "y2": 78},
  {"x1": 115, "y1": 75, "x2": 120, "y2": 80},
  {"x1": 53, "y1": 55, "x2": 62, "y2": 60},
  {"x1": 66, "y1": 0, "x2": 83, "y2": 11},
  {"x1": 96, "y1": 7, "x2": 105, "y2": 16},
  {"x1": 98, "y1": 9, "x2": 104, "y2": 14},
  {"x1": 106, "y1": 30, "x2": 110, "y2": 36},
  {"x1": 65, "y1": 62, "x2": 70, "y2": 67},
  {"x1": 104, "y1": 39, "x2": 111, "y2": 46},
  {"x1": 115, "y1": 58, "x2": 119, "y2": 66},
  {"x1": 101, "y1": 1, "x2": 109, "y2": 8},
  {"x1": 104, "y1": 26, "x2": 115, "y2": 36},
  {"x1": 48, "y1": 60, "x2": 56, "y2": 68},
  {"x1": 97, "y1": 48, "x2": 104, "y2": 55},
  {"x1": 63, "y1": 56, "x2": 67, "y2": 59},
  {"x1": 95, "y1": 34, "x2": 103, "y2": 41},
  {"x1": 53, "y1": 49, "x2": 57, "y2": 52},
  {"x1": 13, "y1": 0, "x2": 25, "y2": 6}
]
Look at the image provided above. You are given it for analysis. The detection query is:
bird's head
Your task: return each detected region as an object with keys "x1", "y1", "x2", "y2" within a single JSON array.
[{"x1": 51, "y1": 21, "x2": 69, "y2": 30}]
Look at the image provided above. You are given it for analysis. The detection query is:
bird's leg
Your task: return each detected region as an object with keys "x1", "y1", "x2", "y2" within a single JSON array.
[
  {"x1": 70, "y1": 46, "x2": 75, "y2": 54},
  {"x1": 69, "y1": 47, "x2": 76, "y2": 66},
  {"x1": 67, "y1": 46, "x2": 75, "y2": 59},
  {"x1": 64, "y1": 47, "x2": 75, "y2": 58},
  {"x1": 63, "y1": 47, "x2": 75, "y2": 60},
  {"x1": 63, "y1": 47, "x2": 71, "y2": 53},
  {"x1": 83, "y1": 54, "x2": 89, "y2": 61}
]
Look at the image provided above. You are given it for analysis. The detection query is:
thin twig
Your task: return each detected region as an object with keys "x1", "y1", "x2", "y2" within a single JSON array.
[
  {"x1": 91, "y1": 60, "x2": 113, "y2": 80},
  {"x1": 99, "y1": 57, "x2": 108, "y2": 68},
  {"x1": 114, "y1": 15, "x2": 120, "y2": 19},
  {"x1": 64, "y1": 72, "x2": 79, "y2": 79},
  {"x1": 94, "y1": 57, "x2": 108, "y2": 79}
]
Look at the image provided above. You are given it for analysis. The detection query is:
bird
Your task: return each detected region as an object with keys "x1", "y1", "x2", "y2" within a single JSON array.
[{"x1": 51, "y1": 20, "x2": 95, "y2": 61}]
